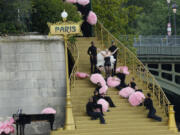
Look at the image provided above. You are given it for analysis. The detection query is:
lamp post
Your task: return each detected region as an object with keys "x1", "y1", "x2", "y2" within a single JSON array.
[
  {"x1": 61, "y1": 10, "x2": 75, "y2": 130},
  {"x1": 167, "y1": 0, "x2": 171, "y2": 23},
  {"x1": 167, "y1": 0, "x2": 171, "y2": 46},
  {"x1": 172, "y1": 3, "x2": 177, "y2": 45}
]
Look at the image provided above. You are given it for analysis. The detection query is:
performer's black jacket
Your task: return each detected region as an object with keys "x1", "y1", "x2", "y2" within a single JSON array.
[{"x1": 87, "y1": 46, "x2": 97, "y2": 56}]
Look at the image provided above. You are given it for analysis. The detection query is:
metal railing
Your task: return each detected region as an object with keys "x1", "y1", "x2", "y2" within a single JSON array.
[
  {"x1": 135, "y1": 46, "x2": 180, "y2": 56},
  {"x1": 68, "y1": 41, "x2": 79, "y2": 90},
  {"x1": 133, "y1": 36, "x2": 180, "y2": 46},
  {"x1": 95, "y1": 21, "x2": 178, "y2": 132},
  {"x1": 119, "y1": 35, "x2": 180, "y2": 46}
]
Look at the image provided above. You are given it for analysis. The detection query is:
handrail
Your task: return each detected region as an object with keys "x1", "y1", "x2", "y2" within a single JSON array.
[
  {"x1": 95, "y1": 21, "x2": 177, "y2": 132},
  {"x1": 63, "y1": 38, "x2": 79, "y2": 130},
  {"x1": 68, "y1": 41, "x2": 79, "y2": 89}
]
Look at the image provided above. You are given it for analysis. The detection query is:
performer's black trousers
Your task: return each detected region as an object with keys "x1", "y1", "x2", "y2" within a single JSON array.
[
  {"x1": 88, "y1": 112, "x2": 105, "y2": 124},
  {"x1": 90, "y1": 56, "x2": 97, "y2": 73},
  {"x1": 103, "y1": 97, "x2": 115, "y2": 107},
  {"x1": 93, "y1": 104, "x2": 103, "y2": 115},
  {"x1": 148, "y1": 108, "x2": 162, "y2": 121},
  {"x1": 113, "y1": 60, "x2": 117, "y2": 75}
]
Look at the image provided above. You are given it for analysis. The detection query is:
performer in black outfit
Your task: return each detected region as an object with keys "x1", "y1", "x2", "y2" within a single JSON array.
[
  {"x1": 76, "y1": 0, "x2": 92, "y2": 37},
  {"x1": 144, "y1": 93, "x2": 162, "y2": 121},
  {"x1": 101, "y1": 48, "x2": 118, "y2": 78},
  {"x1": 129, "y1": 77, "x2": 136, "y2": 89},
  {"x1": 116, "y1": 69, "x2": 127, "y2": 90},
  {"x1": 94, "y1": 89, "x2": 116, "y2": 108},
  {"x1": 100, "y1": 93, "x2": 116, "y2": 107},
  {"x1": 92, "y1": 91, "x2": 104, "y2": 115},
  {"x1": 86, "y1": 98, "x2": 105, "y2": 124},
  {"x1": 95, "y1": 82, "x2": 102, "y2": 93},
  {"x1": 87, "y1": 41, "x2": 97, "y2": 73},
  {"x1": 109, "y1": 41, "x2": 118, "y2": 76}
]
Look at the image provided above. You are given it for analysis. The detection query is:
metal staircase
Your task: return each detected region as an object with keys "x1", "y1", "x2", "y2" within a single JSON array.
[{"x1": 51, "y1": 22, "x2": 178, "y2": 135}]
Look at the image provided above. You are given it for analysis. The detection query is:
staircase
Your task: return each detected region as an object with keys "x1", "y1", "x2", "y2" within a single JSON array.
[{"x1": 51, "y1": 37, "x2": 179, "y2": 135}]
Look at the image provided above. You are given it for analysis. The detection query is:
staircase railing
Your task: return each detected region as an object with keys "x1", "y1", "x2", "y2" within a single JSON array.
[
  {"x1": 68, "y1": 41, "x2": 79, "y2": 89},
  {"x1": 95, "y1": 21, "x2": 178, "y2": 132},
  {"x1": 62, "y1": 40, "x2": 79, "y2": 131}
]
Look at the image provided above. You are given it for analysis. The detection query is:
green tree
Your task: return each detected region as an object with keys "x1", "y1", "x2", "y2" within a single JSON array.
[
  {"x1": 92, "y1": 0, "x2": 141, "y2": 53},
  {"x1": 0, "y1": 0, "x2": 32, "y2": 34},
  {"x1": 32, "y1": 0, "x2": 82, "y2": 34},
  {"x1": 134, "y1": 0, "x2": 180, "y2": 35}
]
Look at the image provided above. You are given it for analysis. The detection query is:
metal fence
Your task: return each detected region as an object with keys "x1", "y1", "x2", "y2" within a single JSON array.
[
  {"x1": 135, "y1": 46, "x2": 180, "y2": 55},
  {"x1": 133, "y1": 35, "x2": 180, "y2": 46},
  {"x1": 119, "y1": 35, "x2": 180, "y2": 46}
]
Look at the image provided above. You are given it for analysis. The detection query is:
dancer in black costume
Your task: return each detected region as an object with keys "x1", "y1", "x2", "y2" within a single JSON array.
[
  {"x1": 86, "y1": 98, "x2": 105, "y2": 124},
  {"x1": 92, "y1": 91, "x2": 104, "y2": 115},
  {"x1": 88, "y1": 41, "x2": 97, "y2": 73},
  {"x1": 109, "y1": 41, "x2": 118, "y2": 76},
  {"x1": 128, "y1": 77, "x2": 136, "y2": 89},
  {"x1": 116, "y1": 69, "x2": 127, "y2": 90},
  {"x1": 94, "y1": 89, "x2": 116, "y2": 108},
  {"x1": 100, "y1": 49, "x2": 118, "y2": 78},
  {"x1": 144, "y1": 93, "x2": 162, "y2": 121},
  {"x1": 76, "y1": 1, "x2": 92, "y2": 37}
]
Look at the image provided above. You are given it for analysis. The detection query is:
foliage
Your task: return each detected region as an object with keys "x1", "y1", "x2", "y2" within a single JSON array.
[
  {"x1": 92, "y1": 0, "x2": 141, "y2": 53},
  {"x1": 32, "y1": 0, "x2": 82, "y2": 34},
  {"x1": 134, "y1": 0, "x2": 180, "y2": 35},
  {"x1": 0, "y1": 0, "x2": 32, "y2": 34},
  {"x1": 68, "y1": 36, "x2": 77, "y2": 45}
]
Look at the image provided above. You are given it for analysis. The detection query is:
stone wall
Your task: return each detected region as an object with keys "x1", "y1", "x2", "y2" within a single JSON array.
[{"x1": 0, "y1": 36, "x2": 66, "y2": 135}]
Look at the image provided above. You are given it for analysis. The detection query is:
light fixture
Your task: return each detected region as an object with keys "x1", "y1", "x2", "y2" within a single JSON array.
[
  {"x1": 172, "y1": 3, "x2": 177, "y2": 13},
  {"x1": 61, "y1": 10, "x2": 68, "y2": 21},
  {"x1": 167, "y1": 0, "x2": 171, "y2": 4}
]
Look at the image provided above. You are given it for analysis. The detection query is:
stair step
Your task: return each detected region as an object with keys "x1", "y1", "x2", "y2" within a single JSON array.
[
  {"x1": 53, "y1": 126, "x2": 169, "y2": 135},
  {"x1": 76, "y1": 121, "x2": 167, "y2": 128},
  {"x1": 74, "y1": 114, "x2": 161, "y2": 120}
]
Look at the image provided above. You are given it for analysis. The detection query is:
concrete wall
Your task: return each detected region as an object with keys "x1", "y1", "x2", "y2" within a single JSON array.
[{"x1": 0, "y1": 36, "x2": 66, "y2": 135}]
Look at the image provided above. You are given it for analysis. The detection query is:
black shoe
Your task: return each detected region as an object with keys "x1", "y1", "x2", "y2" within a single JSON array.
[
  {"x1": 100, "y1": 121, "x2": 106, "y2": 124},
  {"x1": 107, "y1": 110, "x2": 110, "y2": 112},
  {"x1": 91, "y1": 117, "x2": 96, "y2": 120}
]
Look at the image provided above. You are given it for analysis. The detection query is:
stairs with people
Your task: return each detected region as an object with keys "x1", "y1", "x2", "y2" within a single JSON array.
[{"x1": 51, "y1": 37, "x2": 179, "y2": 135}]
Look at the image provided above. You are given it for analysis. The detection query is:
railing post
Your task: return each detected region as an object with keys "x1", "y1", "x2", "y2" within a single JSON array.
[
  {"x1": 124, "y1": 48, "x2": 126, "y2": 66},
  {"x1": 95, "y1": 24, "x2": 97, "y2": 37},
  {"x1": 108, "y1": 33, "x2": 110, "y2": 46},
  {"x1": 158, "y1": 88, "x2": 161, "y2": 106},
  {"x1": 101, "y1": 27, "x2": 103, "y2": 48},
  {"x1": 132, "y1": 56, "x2": 134, "y2": 75},
  {"x1": 64, "y1": 35, "x2": 75, "y2": 130},
  {"x1": 146, "y1": 73, "x2": 149, "y2": 90},
  {"x1": 168, "y1": 105, "x2": 178, "y2": 132},
  {"x1": 139, "y1": 65, "x2": 142, "y2": 82},
  {"x1": 152, "y1": 78, "x2": 155, "y2": 98}
]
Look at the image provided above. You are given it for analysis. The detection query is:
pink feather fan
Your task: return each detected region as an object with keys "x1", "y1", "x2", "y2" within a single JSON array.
[
  {"x1": 87, "y1": 11, "x2": 97, "y2": 25},
  {"x1": 77, "y1": 0, "x2": 90, "y2": 6},
  {"x1": 107, "y1": 76, "x2": 121, "y2": 88},
  {"x1": 128, "y1": 91, "x2": 145, "y2": 106},
  {"x1": 97, "y1": 99, "x2": 109, "y2": 112},
  {"x1": 90, "y1": 73, "x2": 106, "y2": 86},
  {"x1": 119, "y1": 87, "x2": 135, "y2": 98},
  {"x1": 75, "y1": 72, "x2": 90, "y2": 79}
]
